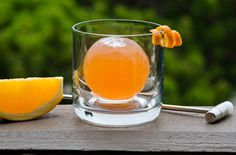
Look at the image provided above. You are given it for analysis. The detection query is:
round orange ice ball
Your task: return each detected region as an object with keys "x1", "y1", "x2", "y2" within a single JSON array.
[{"x1": 83, "y1": 37, "x2": 150, "y2": 100}]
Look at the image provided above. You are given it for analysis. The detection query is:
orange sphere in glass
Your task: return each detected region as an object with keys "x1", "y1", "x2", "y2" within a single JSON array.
[{"x1": 83, "y1": 37, "x2": 150, "y2": 100}]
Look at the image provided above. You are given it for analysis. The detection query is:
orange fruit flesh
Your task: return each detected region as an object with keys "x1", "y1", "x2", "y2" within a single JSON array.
[
  {"x1": 83, "y1": 37, "x2": 150, "y2": 100},
  {"x1": 151, "y1": 25, "x2": 182, "y2": 48},
  {"x1": 0, "y1": 77, "x2": 63, "y2": 121}
]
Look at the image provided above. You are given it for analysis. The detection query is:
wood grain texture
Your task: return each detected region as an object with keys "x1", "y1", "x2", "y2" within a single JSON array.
[{"x1": 0, "y1": 105, "x2": 235, "y2": 152}]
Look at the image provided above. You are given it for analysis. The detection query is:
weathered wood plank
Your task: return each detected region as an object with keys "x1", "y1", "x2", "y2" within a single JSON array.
[{"x1": 0, "y1": 105, "x2": 235, "y2": 152}]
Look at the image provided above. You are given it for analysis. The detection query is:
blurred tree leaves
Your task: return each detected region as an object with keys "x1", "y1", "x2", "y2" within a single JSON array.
[{"x1": 0, "y1": 0, "x2": 235, "y2": 106}]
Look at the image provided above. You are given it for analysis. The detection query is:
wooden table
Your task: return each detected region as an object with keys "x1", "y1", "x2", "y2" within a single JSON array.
[{"x1": 0, "y1": 105, "x2": 235, "y2": 154}]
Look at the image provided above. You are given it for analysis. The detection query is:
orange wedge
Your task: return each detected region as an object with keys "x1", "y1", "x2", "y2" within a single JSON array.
[
  {"x1": 0, "y1": 77, "x2": 63, "y2": 121},
  {"x1": 151, "y1": 25, "x2": 182, "y2": 48}
]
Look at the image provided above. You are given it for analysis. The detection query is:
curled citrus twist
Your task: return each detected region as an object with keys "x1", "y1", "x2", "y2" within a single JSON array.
[{"x1": 150, "y1": 25, "x2": 182, "y2": 48}]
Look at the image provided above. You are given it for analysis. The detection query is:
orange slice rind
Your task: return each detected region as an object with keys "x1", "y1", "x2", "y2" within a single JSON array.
[{"x1": 151, "y1": 25, "x2": 182, "y2": 48}]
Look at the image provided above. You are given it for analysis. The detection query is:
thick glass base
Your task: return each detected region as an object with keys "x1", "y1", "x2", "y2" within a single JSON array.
[{"x1": 73, "y1": 97, "x2": 161, "y2": 127}]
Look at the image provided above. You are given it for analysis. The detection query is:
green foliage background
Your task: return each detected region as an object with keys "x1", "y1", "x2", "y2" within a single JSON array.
[{"x1": 0, "y1": 0, "x2": 235, "y2": 105}]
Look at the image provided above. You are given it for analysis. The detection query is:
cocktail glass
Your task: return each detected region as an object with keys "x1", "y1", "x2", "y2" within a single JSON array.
[{"x1": 72, "y1": 19, "x2": 164, "y2": 127}]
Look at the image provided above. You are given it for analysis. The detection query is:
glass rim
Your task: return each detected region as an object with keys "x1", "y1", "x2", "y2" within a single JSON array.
[{"x1": 72, "y1": 19, "x2": 160, "y2": 37}]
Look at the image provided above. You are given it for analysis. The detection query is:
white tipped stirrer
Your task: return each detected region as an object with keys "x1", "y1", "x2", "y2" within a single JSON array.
[
  {"x1": 162, "y1": 101, "x2": 234, "y2": 123},
  {"x1": 205, "y1": 101, "x2": 234, "y2": 123},
  {"x1": 63, "y1": 94, "x2": 234, "y2": 123}
]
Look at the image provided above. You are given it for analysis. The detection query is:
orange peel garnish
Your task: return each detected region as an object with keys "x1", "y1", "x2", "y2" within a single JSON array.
[
  {"x1": 151, "y1": 25, "x2": 182, "y2": 48},
  {"x1": 163, "y1": 29, "x2": 175, "y2": 48},
  {"x1": 172, "y1": 30, "x2": 182, "y2": 46},
  {"x1": 151, "y1": 31, "x2": 162, "y2": 45}
]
